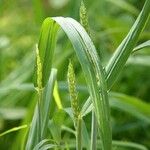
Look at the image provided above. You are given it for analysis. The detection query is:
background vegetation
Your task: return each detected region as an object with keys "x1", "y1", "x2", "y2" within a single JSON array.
[{"x1": 0, "y1": 0, "x2": 150, "y2": 149}]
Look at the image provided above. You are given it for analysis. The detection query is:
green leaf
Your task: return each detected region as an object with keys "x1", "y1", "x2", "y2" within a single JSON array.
[
  {"x1": 112, "y1": 140, "x2": 148, "y2": 150},
  {"x1": 33, "y1": 139, "x2": 55, "y2": 150},
  {"x1": 61, "y1": 125, "x2": 76, "y2": 135},
  {"x1": 106, "y1": 0, "x2": 150, "y2": 89},
  {"x1": 53, "y1": 81, "x2": 63, "y2": 109},
  {"x1": 41, "y1": 69, "x2": 57, "y2": 138},
  {"x1": 81, "y1": 97, "x2": 92, "y2": 117},
  {"x1": 34, "y1": 19, "x2": 59, "y2": 87},
  {"x1": 26, "y1": 69, "x2": 57, "y2": 150},
  {"x1": 133, "y1": 40, "x2": 150, "y2": 53},
  {"x1": 110, "y1": 92, "x2": 150, "y2": 123},
  {"x1": 80, "y1": 91, "x2": 150, "y2": 124},
  {"x1": 0, "y1": 125, "x2": 27, "y2": 137},
  {"x1": 39, "y1": 144, "x2": 58, "y2": 150},
  {"x1": 64, "y1": 107, "x2": 74, "y2": 122}
]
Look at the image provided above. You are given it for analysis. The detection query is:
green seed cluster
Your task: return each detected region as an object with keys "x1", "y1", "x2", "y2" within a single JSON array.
[
  {"x1": 67, "y1": 61, "x2": 80, "y2": 126},
  {"x1": 36, "y1": 45, "x2": 43, "y2": 91},
  {"x1": 80, "y1": 0, "x2": 90, "y2": 35}
]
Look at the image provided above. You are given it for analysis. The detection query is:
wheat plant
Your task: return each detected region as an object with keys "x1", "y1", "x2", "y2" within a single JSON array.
[
  {"x1": 25, "y1": 0, "x2": 150, "y2": 149},
  {"x1": 0, "y1": 0, "x2": 149, "y2": 150}
]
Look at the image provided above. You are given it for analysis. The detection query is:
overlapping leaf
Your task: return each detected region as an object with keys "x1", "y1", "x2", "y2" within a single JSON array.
[{"x1": 34, "y1": 16, "x2": 111, "y2": 150}]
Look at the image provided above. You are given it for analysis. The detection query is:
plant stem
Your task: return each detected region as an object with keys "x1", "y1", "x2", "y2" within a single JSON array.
[
  {"x1": 91, "y1": 111, "x2": 97, "y2": 150},
  {"x1": 76, "y1": 114, "x2": 82, "y2": 150},
  {"x1": 37, "y1": 88, "x2": 43, "y2": 141}
]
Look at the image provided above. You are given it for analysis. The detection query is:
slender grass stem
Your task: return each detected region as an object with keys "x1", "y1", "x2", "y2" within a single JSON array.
[
  {"x1": 76, "y1": 114, "x2": 82, "y2": 150},
  {"x1": 90, "y1": 111, "x2": 97, "y2": 150},
  {"x1": 37, "y1": 89, "x2": 43, "y2": 141}
]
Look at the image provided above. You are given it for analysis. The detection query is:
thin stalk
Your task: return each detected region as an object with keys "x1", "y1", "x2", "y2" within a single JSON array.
[
  {"x1": 90, "y1": 111, "x2": 97, "y2": 150},
  {"x1": 37, "y1": 89, "x2": 43, "y2": 141},
  {"x1": 76, "y1": 114, "x2": 82, "y2": 150}
]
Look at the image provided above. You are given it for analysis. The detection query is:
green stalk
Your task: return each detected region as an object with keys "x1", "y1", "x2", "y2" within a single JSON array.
[
  {"x1": 37, "y1": 89, "x2": 42, "y2": 141},
  {"x1": 90, "y1": 111, "x2": 97, "y2": 150},
  {"x1": 76, "y1": 115, "x2": 82, "y2": 150}
]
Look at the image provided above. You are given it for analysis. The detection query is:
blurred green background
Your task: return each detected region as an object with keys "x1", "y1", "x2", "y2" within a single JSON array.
[{"x1": 0, "y1": 0, "x2": 150, "y2": 149}]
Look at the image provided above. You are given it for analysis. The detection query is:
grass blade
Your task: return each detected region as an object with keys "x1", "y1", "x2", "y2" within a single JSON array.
[
  {"x1": 0, "y1": 125, "x2": 27, "y2": 137},
  {"x1": 110, "y1": 92, "x2": 150, "y2": 123},
  {"x1": 25, "y1": 68, "x2": 57, "y2": 150},
  {"x1": 81, "y1": 92, "x2": 150, "y2": 123},
  {"x1": 112, "y1": 141, "x2": 148, "y2": 150},
  {"x1": 133, "y1": 40, "x2": 150, "y2": 53},
  {"x1": 81, "y1": 97, "x2": 93, "y2": 117},
  {"x1": 53, "y1": 81, "x2": 63, "y2": 109},
  {"x1": 41, "y1": 68, "x2": 57, "y2": 138},
  {"x1": 39, "y1": 144, "x2": 58, "y2": 150},
  {"x1": 33, "y1": 139, "x2": 54, "y2": 150},
  {"x1": 34, "y1": 19, "x2": 59, "y2": 87},
  {"x1": 106, "y1": 0, "x2": 150, "y2": 89}
]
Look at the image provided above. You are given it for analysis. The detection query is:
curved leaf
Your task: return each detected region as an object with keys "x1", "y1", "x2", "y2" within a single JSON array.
[{"x1": 37, "y1": 16, "x2": 111, "y2": 150}]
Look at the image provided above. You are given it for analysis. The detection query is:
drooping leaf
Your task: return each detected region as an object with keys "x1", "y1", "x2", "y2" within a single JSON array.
[{"x1": 37, "y1": 16, "x2": 111, "y2": 150}]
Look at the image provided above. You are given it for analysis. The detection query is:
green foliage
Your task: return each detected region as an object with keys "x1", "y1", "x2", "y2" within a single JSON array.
[
  {"x1": 26, "y1": 69, "x2": 57, "y2": 150},
  {"x1": 0, "y1": 0, "x2": 150, "y2": 150},
  {"x1": 34, "y1": 19, "x2": 59, "y2": 87},
  {"x1": 106, "y1": 0, "x2": 150, "y2": 88}
]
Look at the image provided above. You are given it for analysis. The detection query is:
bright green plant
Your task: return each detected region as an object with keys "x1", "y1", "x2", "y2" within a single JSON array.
[
  {"x1": 25, "y1": 0, "x2": 150, "y2": 150},
  {"x1": 0, "y1": 0, "x2": 149, "y2": 150}
]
